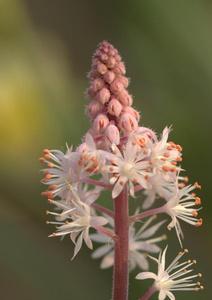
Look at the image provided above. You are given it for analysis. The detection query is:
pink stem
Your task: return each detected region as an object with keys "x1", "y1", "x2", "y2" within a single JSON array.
[
  {"x1": 112, "y1": 184, "x2": 129, "y2": 300},
  {"x1": 92, "y1": 225, "x2": 118, "y2": 242},
  {"x1": 91, "y1": 203, "x2": 114, "y2": 218},
  {"x1": 139, "y1": 284, "x2": 157, "y2": 300},
  {"x1": 129, "y1": 205, "x2": 165, "y2": 224},
  {"x1": 134, "y1": 184, "x2": 144, "y2": 193},
  {"x1": 82, "y1": 178, "x2": 111, "y2": 189}
]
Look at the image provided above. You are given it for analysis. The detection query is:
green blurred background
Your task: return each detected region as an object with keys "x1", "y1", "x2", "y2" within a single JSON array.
[{"x1": 0, "y1": 0, "x2": 211, "y2": 299}]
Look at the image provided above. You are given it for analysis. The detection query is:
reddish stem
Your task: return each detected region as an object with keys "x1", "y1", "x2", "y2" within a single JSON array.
[
  {"x1": 129, "y1": 205, "x2": 165, "y2": 224},
  {"x1": 139, "y1": 283, "x2": 157, "y2": 300},
  {"x1": 91, "y1": 203, "x2": 114, "y2": 218},
  {"x1": 112, "y1": 184, "x2": 129, "y2": 300},
  {"x1": 92, "y1": 225, "x2": 118, "y2": 242},
  {"x1": 82, "y1": 178, "x2": 111, "y2": 189}
]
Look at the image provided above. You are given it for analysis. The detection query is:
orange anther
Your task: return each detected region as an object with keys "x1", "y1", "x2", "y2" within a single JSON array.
[
  {"x1": 167, "y1": 146, "x2": 172, "y2": 151},
  {"x1": 41, "y1": 178, "x2": 47, "y2": 183},
  {"x1": 113, "y1": 150, "x2": 118, "y2": 154},
  {"x1": 91, "y1": 156, "x2": 97, "y2": 161},
  {"x1": 163, "y1": 152, "x2": 170, "y2": 158},
  {"x1": 84, "y1": 153, "x2": 89, "y2": 160},
  {"x1": 110, "y1": 167, "x2": 114, "y2": 171},
  {"x1": 114, "y1": 174, "x2": 119, "y2": 178},
  {"x1": 39, "y1": 157, "x2": 45, "y2": 163},
  {"x1": 184, "y1": 176, "x2": 189, "y2": 182},
  {"x1": 179, "y1": 183, "x2": 185, "y2": 188},
  {"x1": 119, "y1": 180, "x2": 124, "y2": 185},
  {"x1": 46, "y1": 221, "x2": 49, "y2": 225},
  {"x1": 193, "y1": 260, "x2": 197, "y2": 264},
  {"x1": 133, "y1": 178, "x2": 137, "y2": 184},
  {"x1": 65, "y1": 221, "x2": 69, "y2": 224},
  {"x1": 195, "y1": 182, "x2": 202, "y2": 189},
  {"x1": 46, "y1": 174, "x2": 52, "y2": 179},
  {"x1": 195, "y1": 197, "x2": 201, "y2": 205},
  {"x1": 78, "y1": 160, "x2": 83, "y2": 166},
  {"x1": 45, "y1": 154, "x2": 51, "y2": 159},
  {"x1": 52, "y1": 233, "x2": 56, "y2": 237},
  {"x1": 43, "y1": 149, "x2": 49, "y2": 154},
  {"x1": 192, "y1": 211, "x2": 198, "y2": 217},
  {"x1": 176, "y1": 144, "x2": 182, "y2": 151},
  {"x1": 162, "y1": 165, "x2": 170, "y2": 172},
  {"x1": 149, "y1": 160, "x2": 153, "y2": 165},
  {"x1": 160, "y1": 158, "x2": 166, "y2": 162},
  {"x1": 171, "y1": 161, "x2": 177, "y2": 166},
  {"x1": 145, "y1": 168, "x2": 149, "y2": 172},
  {"x1": 195, "y1": 221, "x2": 202, "y2": 227},
  {"x1": 43, "y1": 170, "x2": 49, "y2": 175},
  {"x1": 94, "y1": 168, "x2": 99, "y2": 174},
  {"x1": 111, "y1": 159, "x2": 115, "y2": 164},
  {"x1": 46, "y1": 210, "x2": 49, "y2": 214},
  {"x1": 41, "y1": 192, "x2": 48, "y2": 197},
  {"x1": 143, "y1": 150, "x2": 148, "y2": 155},
  {"x1": 99, "y1": 119, "x2": 104, "y2": 128},
  {"x1": 121, "y1": 145, "x2": 126, "y2": 150},
  {"x1": 93, "y1": 161, "x2": 99, "y2": 168},
  {"x1": 47, "y1": 199, "x2": 52, "y2": 203},
  {"x1": 170, "y1": 167, "x2": 176, "y2": 172},
  {"x1": 145, "y1": 175, "x2": 149, "y2": 180},
  {"x1": 198, "y1": 273, "x2": 202, "y2": 277},
  {"x1": 191, "y1": 192, "x2": 196, "y2": 197},
  {"x1": 49, "y1": 184, "x2": 57, "y2": 190},
  {"x1": 184, "y1": 249, "x2": 189, "y2": 253},
  {"x1": 183, "y1": 269, "x2": 187, "y2": 273},
  {"x1": 131, "y1": 141, "x2": 136, "y2": 146},
  {"x1": 177, "y1": 156, "x2": 182, "y2": 162},
  {"x1": 48, "y1": 163, "x2": 54, "y2": 168},
  {"x1": 80, "y1": 155, "x2": 83, "y2": 160}
]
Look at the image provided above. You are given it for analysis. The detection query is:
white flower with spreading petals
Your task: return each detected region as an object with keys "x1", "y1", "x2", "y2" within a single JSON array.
[
  {"x1": 163, "y1": 183, "x2": 202, "y2": 247},
  {"x1": 47, "y1": 187, "x2": 108, "y2": 259},
  {"x1": 136, "y1": 246, "x2": 203, "y2": 300},
  {"x1": 91, "y1": 215, "x2": 166, "y2": 271},
  {"x1": 101, "y1": 142, "x2": 151, "y2": 198}
]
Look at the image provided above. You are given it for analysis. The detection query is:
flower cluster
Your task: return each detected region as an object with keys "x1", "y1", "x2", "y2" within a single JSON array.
[{"x1": 40, "y1": 41, "x2": 203, "y2": 300}]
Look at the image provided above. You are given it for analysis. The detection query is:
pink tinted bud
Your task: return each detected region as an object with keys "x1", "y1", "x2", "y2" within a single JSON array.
[
  {"x1": 113, "y1": 62, "x2": 126, "y2": 74},
  {"x1": 115, "y1": 54, "x2": 121, "y2": 62},
  {"x1": 88, "y1": 70, "x2": 98, "y2": 80},
  {"x1": 86, "y1": 87, "x2": 96, "y2": 100},
  {"x1": 108, "y1": 99, "x2": 122, "y2": 117},
  {"x1": 87, "y1": 100, "x2": 102, "y2": 118},
  {"x1": 97, "y1": 62, "x2": 107, "y2": 74},
  {"x1": 92, "y1": 78, "x2": 105, "y2": 92},
  {"x1": 123, "y1": 106, "x2": 140, "y2": 121},
  {"x1": 119, "y1": 112, "x2": 138, "y2": 134},
  {"x1": 93, "y1": 114, "x2": 109, "y2": 132},
  {"x1": 92, "y1": 58, "x2": 99, "y2": 67},
  {"x1": 117, "y1": 75, "x2": 129, "y2": 88},
  {"x1": 118, "y1": 91, "x2": 133, "y2": 106},
  {"x1": 76, "y1": 142, "x2": 88, "y2": 153},
  {"x1": 100, "y1": 53, "x2": 108, "y2": 62},
  {"x1": 106, "y1": 57, "x2": 116, "y2": 68},
  {"x1": 105, "y1": 124, "x2": 120, "y2": 146},
  {"x1": 104, "y1": 70, "x2": 115, "y2": 84},
  {"x1": 110, "y1": 80, "x2": 124, "y2": 94},
  {"x1": 97, "y1": 87, "x2": 111, "y2": 105}
]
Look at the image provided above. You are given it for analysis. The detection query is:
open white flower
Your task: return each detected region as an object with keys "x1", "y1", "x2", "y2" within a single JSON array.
[
  {"x1": 136, "y1": 246, "x2": 203, "y2": 300},
  {"x1": 101, "y1": 142, "x2": 151, "y2": 198},
  {"x1": 163, "y1": 182, "x2": 202, "y2": 247},
  {"x1": 47, "y1": 187, "x2": 108, "y2": 259},
  {"x1": 91, "y1": 215, "x2": 166, "y2": 271}
]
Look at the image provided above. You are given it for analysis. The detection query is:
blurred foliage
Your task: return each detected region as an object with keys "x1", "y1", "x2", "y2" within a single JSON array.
[{"x1": 0, "y1": 0, "x2": 211, "y2": 299}]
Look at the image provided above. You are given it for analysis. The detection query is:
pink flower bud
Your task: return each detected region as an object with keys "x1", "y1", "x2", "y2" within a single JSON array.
[
  {"x1": 87, "y1": 100, "x2": 102, "y2": 118},
  {"x1": 123, "y1": 106, "x2": 140, "y2": 121},
  {"x1": 115, "y1": 54, "x2": 121, "y2": 62},
  {"x1": 97, "y1": 62, "x2": 107, "y2": 74},
  {"x1": 119, "y1": 112, "x2": 138, "y2": 134},
  {"x1": 97, "y1": 87, "x2": 111, "y2": 105},
  {"x1": 92, "y1": 58, "x2": 100, "y2": 67},
  {"x1": 105, "y1": 124, "x2": 120, "y2": 146},
  {"x1": 110, "y1": 80, "x2": 124, "y2": 94},
  {"x1": 76, "y1": 142, "x2": 88, "y2": 153},
  {"x1": 100, "y1": 53, "x2": 108, "y2": 62},
  {"x1": 118, "y1": 91, "x2": 133, "y2": 106},
  {"x1": 113, "y1": 62, "x2": 126, "y2": 74},
  {"x1": 104, "y1": 71, "x2": 115, "y2": 84},
  {"x1": 108, "y1": 99, "x2": 122, "y2": 117},
  {"x1": 117, "y1": 75, "x2": 129, "y2": 88},
  {"x1": 93, "y1": 114, "x2": 109, "y2": 132},
  {"x1": 88, "y1": 70, "x2": 98, "y2": 80},
  {"x1": 85, "y1": 87, "x2": 96, "y2": 100},
  {"x1": 92, "y1": 78, "x2": 105, "y2": 92},
  {"x1": 106, "y1": 57, "x2": 116, "y2": 68}
]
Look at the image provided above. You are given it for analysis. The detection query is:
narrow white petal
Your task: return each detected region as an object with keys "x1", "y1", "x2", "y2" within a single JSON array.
[{"x1": 135, "y1": 271, "x2": 157, "y2": 281}]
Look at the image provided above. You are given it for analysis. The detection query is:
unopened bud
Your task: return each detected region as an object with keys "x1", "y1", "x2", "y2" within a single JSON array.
[
  {"x1": 97, "y1": 62, "x2": 107, "y2": 74},
  {"x1": 117, "y1": 75, "x2": 129, "y2": 88},
  {"x1": 104, "y1": 70, "x2": 115, "y2": 84},
  {"x1": 88, "y1": 70, "x2": 98, "y2": 80},
  {"x1": 119, "y1": 112, "x2": 138, "y2": 133},
  {"x1": 106, "y1": 57, "x2": 116, "y2": 68},
  {"x1": 92, "y1": 78, "x2": 105, "y2": 92},
  {"x1": 97, "y1": 87, "x2": 111, "y2": 105},
  {"x1": 108, "y1": 98, "x2": 122, "y2": 117},
  {"x1": 113, "y1": 62, "x2": 126, "y2": 74},
  {"x1": 87, "y1": 100, "x2": 103, "y2": 118},
  {"x1": 105, "y1": 124, "x2": 120, "y2": 146},
  {"x1": 118, "y1": 91, "x2": 132, "y2": 106},
  {"x1": 110, "y1": 80, "x2": 124, "y2": 94},
  {"x1": 86, "y1": 87, "x2": 96, "y2": 100},
  {"x1": 93, "y1": 114, "x2": 109, "y2": 132},
  {"x1": 100, "y1": 53, "x2": 108, "y2": 62},
  {"x1": 123, "y1": 106, "x2": 140, "y2": 121}
]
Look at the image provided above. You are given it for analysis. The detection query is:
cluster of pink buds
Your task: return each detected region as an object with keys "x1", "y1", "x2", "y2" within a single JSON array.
[{"x1": 40, "y1": 41, "x2": 203, "y2": 300}]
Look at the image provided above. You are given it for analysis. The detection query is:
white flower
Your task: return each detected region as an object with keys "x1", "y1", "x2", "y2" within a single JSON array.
[
  {"x1": 47, "y1": 187, "x2": 108, "y2": 259},
  {"x1": 136, "y1": 246, "x2": 203, "y2": 300},
  {"x1": 101, "y1": 142, "x2": 151, "y2": 198},
  {"x1": 142, "y1": 173, "x2": 175, "y2": 209},
  {"x1": 163, "y1": 183, "x2": 202, "y2": 247},
  {"x1": 40, "y1": 147, "x2": 83, "y2": 200},
  {"x1": 90, "y1": 215, "x2": 166, "y2": 271}
]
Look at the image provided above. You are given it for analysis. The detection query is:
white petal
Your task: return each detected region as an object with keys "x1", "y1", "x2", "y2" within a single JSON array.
[
  {"x1": 90, "y1": 216, "x2": 108, "y2": 226},
  {"x1": 100, "y1": 251, "x2": 114, "y2": 269},
  {"x1": 166, "y1": 291, "x2": 175, "y2": 300},
  {"x1": 112, "y1": 176, "x2": 127, "y2": 198},
  {"x1": 135, "y1": 271, "x2": 157, "y2": 281},
  {"x1": 140, "y1": 220, "x2": 166, "y2": 239},
  {"x1": 133, "y1": 251, "x2": 149, "y2": 270},
  {"x1": 91, "y1": 244, "x2": 113, "y2": 259},
  {"x1": 83, "y1": 228, "x2": 93, "y2": 249},
  {"x1": 159, "y1": 290, "x2": 167, "y2": 300},
  {"x1": 71, "y1": 232, "x2": 83, "y2": 260}
]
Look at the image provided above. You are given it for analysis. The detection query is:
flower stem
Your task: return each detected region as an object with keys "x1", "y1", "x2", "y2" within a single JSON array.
[
  {"x1": 129, "y1": 205, "x2": 165, "y2": 224},
  {"x1": 92, "y1": 225, "x2": 118, "y2": 242},
  {"x1": 139, "y1": 284, "x2": 157, "y2": 300},
  {"x1": 112, "y1": 184, "x2": 129, "y2": 300},
  {"x1": 82, "y1": 178, "x2": 111, "y2": 189},
  {"x1": 91, "y1": 203, "x2": 114, "y2": 218}
]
